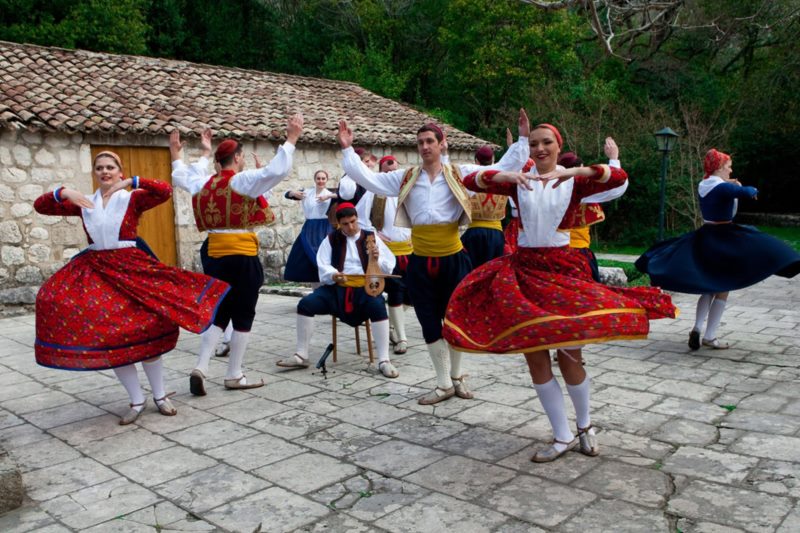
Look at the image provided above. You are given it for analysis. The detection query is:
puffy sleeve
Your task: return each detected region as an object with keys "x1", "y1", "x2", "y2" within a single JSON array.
[
  {"x1": 462, "y1": 169, "x2": 518, "y2": 197},
  {"x1": 129, "y1": 177, "x2": 172, "y2": 213},
  {"x1": 572, "y1": 164, "x2": 628, "y2": 200},
  {"x1": 33, "y1": 188, "x2": 82, "y2": 217}
]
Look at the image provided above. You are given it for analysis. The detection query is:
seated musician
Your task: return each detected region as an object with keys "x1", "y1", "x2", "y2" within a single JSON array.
[{"x1": 277, "y1": 203, "x2": 399, "y2": 377}]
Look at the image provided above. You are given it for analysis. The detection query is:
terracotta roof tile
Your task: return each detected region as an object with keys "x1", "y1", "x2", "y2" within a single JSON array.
[{"x1": 0, "y1": 40, "x2": 493, "y2": 149}]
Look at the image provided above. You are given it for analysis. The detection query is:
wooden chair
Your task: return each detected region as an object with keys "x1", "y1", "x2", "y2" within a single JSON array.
[{"x1": 331, "y1": 316, "x2": 374, "y2": 364}]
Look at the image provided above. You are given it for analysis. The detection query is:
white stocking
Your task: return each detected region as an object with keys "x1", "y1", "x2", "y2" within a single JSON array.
[
  {"x1": 448, "y1": 344, "x2": 464, "y2": 379},
  {"x1": 388, "y1": 306, "x2": 406, "y2": 342},
  {"x1": 694, "y1": 294, "x2": 713, "y2": 332},
  {"x1": 371, "y1": 319, "x2": 391, "y2": 363},
  {"x1": 113, "y1": 365, "x2": 145, "y2": 408},
  {"x1": 195, "y1": 325, "x2": 223, "y2": 375},
  {"x1": 703, "y1": 297, "x2": 727, "y2": 341},
  {"x1": 225, "y1": 330, "x2": 249, "y2": 380},
  {"x1": 565, "y1": 375, "x2": 592, "y2": 430},
  {"x1": 141, "y1": 358, "x2": 166, "y2": 400},
  {"x1": 534, "y1": 378, "x2": 574, "y2": 448},
  {"x1": 295, "y1": 315, "x2": 314, "y2": 359},
  {"x1": 426, "y1": 339, "x2": 453, "y2": 389},
  {"x1": 223, "y1": 322, "x2": 233, "y2": 343}
]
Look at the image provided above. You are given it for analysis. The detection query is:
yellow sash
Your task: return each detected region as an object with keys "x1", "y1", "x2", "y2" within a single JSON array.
[
  {"x1": 385, "y1": 240, "x2": 413, "y2": 256},
  {"x1": 468, "y1": 219, "x2": 503, "y2": 231},
  {"x1": 569, "y1": 226, "x2": 591, "y2": 249},
  {"x1": 336, "y1": 275, "x2": 366, "y2": 288},
  {"x1": 411, "y1": 223, "x2": 462, "y2": 257},
  {"x1": 208, "y1": 232, "x2": 259, "y2": 258}
]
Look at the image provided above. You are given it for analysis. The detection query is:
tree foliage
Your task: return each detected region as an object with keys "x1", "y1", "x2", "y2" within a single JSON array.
[{"x1": 1, "y1": 0, "x2": 798, "y2": 244}]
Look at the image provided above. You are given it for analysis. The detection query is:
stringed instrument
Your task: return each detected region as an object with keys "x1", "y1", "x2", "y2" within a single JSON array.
[{"x1": 365, "y1": 234, "x2": 386, "y2": 297}]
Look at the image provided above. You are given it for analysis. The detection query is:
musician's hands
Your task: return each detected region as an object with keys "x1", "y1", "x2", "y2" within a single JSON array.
[{"x1": 332, "y1": 272, "x2": 348, "y2": 284}]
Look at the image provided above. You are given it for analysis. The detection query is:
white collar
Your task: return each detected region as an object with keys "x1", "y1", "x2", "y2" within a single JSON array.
[{"x1": 698, "y1": 176, "x2": 724, "y2": 198}]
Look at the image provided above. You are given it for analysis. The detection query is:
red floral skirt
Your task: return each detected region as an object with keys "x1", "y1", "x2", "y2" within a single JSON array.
[
  {"x1": 35, "y1": 248, "x2": 230, "y2": 370},
  {"x1": 503, "y1": 217, "x2": 520, "y2": 255},
  {"x1": 444, "y1": 246, "x2": 677, "y2": 354}
]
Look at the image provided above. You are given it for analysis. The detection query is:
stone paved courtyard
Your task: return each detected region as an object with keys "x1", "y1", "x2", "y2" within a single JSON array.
[{"x1": 0, "y1": 276, "x2": 798, "y2": 532}]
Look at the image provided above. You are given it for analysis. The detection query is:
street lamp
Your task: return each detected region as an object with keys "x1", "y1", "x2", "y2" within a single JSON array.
[{"x1": 654, "y1": 127, "x2": 679, "y2": 241}]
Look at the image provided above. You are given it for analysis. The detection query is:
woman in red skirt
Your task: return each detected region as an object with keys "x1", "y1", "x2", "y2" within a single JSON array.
[
  {"x1": 444, "y1": 124, "x2": 677, "y2": 462},
  {"x1": 34, "y1": 151, "x2": 229, "y2": 425}
]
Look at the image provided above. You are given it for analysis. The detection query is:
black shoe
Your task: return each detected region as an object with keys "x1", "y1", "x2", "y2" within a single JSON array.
[
  {"x1": 189, "y1": 369, "x2": 206, "y2": 396},
  {"x1": 688, "y1": 329, "x2": 700, "y2": 351}
]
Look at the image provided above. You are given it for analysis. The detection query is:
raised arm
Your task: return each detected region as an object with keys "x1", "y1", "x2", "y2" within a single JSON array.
[
  {"x1": 171, "y1": 129, "x2": 214, "y2": 195},
  {"x1": 337, "y1": 120, "x2": 404, "y2": 197},
  {"x1": 459, "y1": 108, "x2": 531, "y2": 176},
  {"x1": 231, "y1": 113, "x2": 303, "y2": 198},
  {"x1": 129, "y1": 177, "x2": 173, "y2": 212}
]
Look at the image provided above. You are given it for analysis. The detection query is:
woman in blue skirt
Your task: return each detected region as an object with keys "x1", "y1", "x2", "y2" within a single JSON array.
[
  {"x1": 283, "y1": 170, "x2": 337, "y2": 282},
  {"x1": 636, "y1": 149, "x2": 800, "y2": 350}
]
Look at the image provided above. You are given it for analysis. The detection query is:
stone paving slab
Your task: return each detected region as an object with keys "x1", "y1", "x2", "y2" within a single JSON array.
[{"x1": 0, "y1": 276, "x2": 798, "y2": 531}]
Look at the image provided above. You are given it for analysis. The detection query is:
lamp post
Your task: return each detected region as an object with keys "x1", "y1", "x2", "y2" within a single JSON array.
[{"x1": 654, "y1": 127, "x2": 679, "y2": 241}]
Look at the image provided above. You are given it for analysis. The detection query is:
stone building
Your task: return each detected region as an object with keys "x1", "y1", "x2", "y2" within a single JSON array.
[{"x1": 0, "y1": 41, "x2": 493, "y2": 305}]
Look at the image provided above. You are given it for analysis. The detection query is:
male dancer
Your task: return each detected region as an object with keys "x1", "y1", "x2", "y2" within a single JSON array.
[
  {"x1": 170, "y1": 113, "x2": 303, "y2": 395},
  {"x1": 336, "y1": 110, "x2": 530, "y2": 404},
  {"x1": 277, "y1": 203, "x2": 399, "y2": 377},
  {"x1": 460, "y1": 145, "x2": 508, "y2": 268},
  {"x1": 340, "y1": 155, "x2": 413, "y2": 354}
]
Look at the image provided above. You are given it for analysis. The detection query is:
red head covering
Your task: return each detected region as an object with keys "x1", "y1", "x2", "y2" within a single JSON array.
[
  {"x1": 421, "y1": 122, "x2": 444, "y2": 140},
  {"x1": 93, "y1": 151, "x2": 123, "y2": 171},
  {"x1": 703, "y1": 148, "x2": 731, "y2": 179},
  {"x1": 379, "y1": 155, "x2": 397, "y2": 169},
  {"x1": 215, "y1": 139, "x2": 239, "y2": 162},
  {"x1": 534, "y1": 123, "x2": 563, "y2": 148},
  {"x1": 336, "y1": 202, "x2": 356, "y2": 213},
  {"x1": 475, "y1": 145, "x2": 494, "y2": 166},
  {"x1": 557, "y1": 152, "x2": 583, "y2": 169},
  {"x1": 354, "y1": 147, "x2": 366, "y2": 157}
]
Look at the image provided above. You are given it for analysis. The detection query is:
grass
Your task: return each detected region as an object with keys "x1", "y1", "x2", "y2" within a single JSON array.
[
  {"x1": 757, "y1": 226, "x2": 800, "y2": 252},
  {"x1": 597, "y1": 258, "x2": 651, "y2": 287}
]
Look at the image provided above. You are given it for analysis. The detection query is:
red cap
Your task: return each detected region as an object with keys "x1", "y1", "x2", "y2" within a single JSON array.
[
  {"x1": 703, "y1": 148, "x2": 731, "y2": 179},
  {"x1": 215, "y1": 139, "x2": 239, "y2": 162},
  {"x1": 336, "y1": 202, "x2": 356, "y2": 212},
  {"x1": 475, "y1": 145, "x2": 494, "y2": 165},
  {"x1": 424, "y1": 122, "x2": 444, "y2": 139},
  {"x1": 379, "y1": 155, "x2": 397, "y2": 168},
  {"x1": 534, "y1": 123, "x2": 563, "y2": 148}
]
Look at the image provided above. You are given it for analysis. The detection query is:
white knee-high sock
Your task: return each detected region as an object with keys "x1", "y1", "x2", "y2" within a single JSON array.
[
  {"x1": 113, "y1": 365, "x2": 145, "y2": 407},
  {"x1": 295, "y1": 315, "x2": 314, "y2": 358},
  {"x1": 448, "y1": 344, "x2": 463, "y2": 379},
  {"x1": 223, "y1": 322, "x2": 233, "y2": 343},
  {"x1": 371, "y1": 319, "x2": 390, "y2": 363},
  {"x1": 142, "y1": 358, "x2": 166, "y2": 400},
  {"x1": 225, "y1": 330, "x2": 249, "y2": 380},
  {"x1": 427, "y1": 339, "x2": 453, "y2": 389},
  {"x1": 565, "y1": 375, "x2": 592, "y2": 429},
  {"x1": 694, "y1": 294, "x2": 713, "y2": 332},
  {"x1": 195, "y1": 325, "x2": 223, "y2": 375},
  {"x1": 534, "y1": 378, "x2": 574, "y2": 443},
  {"x1": 703, "y1": 298, "x2": 727, "y2": 341},
  {"x1": 388, "y1": 306, "x2": 406, "y2": 342}
]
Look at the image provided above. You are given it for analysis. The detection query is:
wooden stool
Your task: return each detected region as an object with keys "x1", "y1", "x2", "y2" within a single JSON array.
[{"x1": 331, "y1": 316, "x2": 374, "y2": 364}]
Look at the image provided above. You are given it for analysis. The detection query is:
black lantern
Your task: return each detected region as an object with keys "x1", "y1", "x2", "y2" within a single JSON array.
[{"x1": 654, "y1": 127, "x2": 679, "y2": 241}]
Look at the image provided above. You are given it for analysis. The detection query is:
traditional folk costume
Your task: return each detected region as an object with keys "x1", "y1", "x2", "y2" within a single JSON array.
[
  {"x1": 461, "y1": 146, "x2": 507, "y2": 268},
  {"x1": 444, "y1": 163, "x2": 677, "y2": 459},
  {"x1": 281, "y1": 206, "x2": 398, "y2": 375},
  {"x1": 340, "y1": 155, "x2": 413, "y2": 354},
  {"x1": 171, "y1": 139, "x2": 295, "y2": 393},
  {"x1": 341, "y1": 135, "x2": 530, "y2": 403},
  {"x1": 636, "y1": 149, "x2": 800, "y2": 349},
  {"x1": 34, "y1": 173, "x2": 229, "y2": 422},
  {"x1": 502, "y1": 158, "x2": 533, "y2": 255},
  {"x1": 283, "y1": 187, "x2": 335, "y2": 282}
]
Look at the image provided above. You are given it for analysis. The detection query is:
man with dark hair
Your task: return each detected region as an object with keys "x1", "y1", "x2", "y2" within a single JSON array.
[
  {"x1": 336, "y1": 111, "x2": 530, "y2": 404},
  {"x1": 277, "y1": 202, "x2": 399, "y2": 378},
  {"x1": 460, "y1": 145, "x2": 508, "y2": 268},
  {"x1": 170, "y1": 113, "x2": 303, "y2": 395}
]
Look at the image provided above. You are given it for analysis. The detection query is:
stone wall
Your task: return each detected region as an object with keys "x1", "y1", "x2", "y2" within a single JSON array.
[{"x1": 0, "y1": 126, "x2": 475, "y2": 303}]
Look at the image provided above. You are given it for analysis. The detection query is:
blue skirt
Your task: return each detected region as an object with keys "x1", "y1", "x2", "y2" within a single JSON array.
[
  {"x1": 461, "y1": 227, "x2": 505, "y2": 269},
  {"x1": 284, "y1": 218, "x2": 333, "y2": 282},
  {"x1": 635, "y1": 223, "x2": 800, "y2": 294}
]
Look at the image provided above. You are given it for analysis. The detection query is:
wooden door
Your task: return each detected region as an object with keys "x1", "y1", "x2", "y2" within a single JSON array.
[{"x1": 90, "y1": 146, "x2": 178, "y2": 266}]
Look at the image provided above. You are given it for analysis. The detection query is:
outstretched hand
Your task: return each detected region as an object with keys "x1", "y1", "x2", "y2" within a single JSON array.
[
  {"x1": 251, "y1": 153, "x2": 263, "y2": 169},
  {"x1": 61, "y1": 189, "x2": 94, "y2": 209},
  {"x1": 102, "y1": 178, "x2": 134, "y2": 199},
  {"x1": 518, "y1": 108, "x2": 530, "y2": 138},
  {"x1": 200, "y1": 128, "x2": 213, "y2": 158},
  {"x1": 286, "y1": 113, "x2": 304, "y2": 144},
  {"x1": 337, "y1": 120, "x2": 354, "y2": 149},
  {"x1": 492, "y1": 171, "x2": 533, "y2": 190},
  {"x1": 604, "y1": 137, "x2": 619, "y2": 160},
  {"x1": 506, "y1": 128, "x2": 513, "y2": 148},
  {"x1": 534, "y1": 168, "x2": 575, "y2": 189},
  {"x1": 169, "y1": 130, "x2": 184, "y2": 161}
]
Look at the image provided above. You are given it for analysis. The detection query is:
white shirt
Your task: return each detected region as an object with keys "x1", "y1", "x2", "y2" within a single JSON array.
[
  {"x1": 339, "y1": 177, "x2": 410, "y2": 242},
  {"x1": 340, "y1": 138, "x2": 529, "y2": 226},
  {"x1": 83, "y1": 189, "x2": 137, "y2": 251},
  {"x1": 296, "y1": 187, "x2": 332, "y2": 220},
  {"x1": 316, "y1": 230, "x2": 396, "y2": 285}
]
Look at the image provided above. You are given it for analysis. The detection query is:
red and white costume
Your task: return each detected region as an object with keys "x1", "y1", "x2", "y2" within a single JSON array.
[
  {"x1": 444, "y1": 165, "x2": 677, "y2": 354},
  {"x1": 34, "y1": 179, "x2": 229, "y2": 370}
]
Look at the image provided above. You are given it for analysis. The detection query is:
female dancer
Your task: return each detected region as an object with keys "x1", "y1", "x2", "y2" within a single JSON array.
[
  {"x1": 283, "y1": 170, "x2": 336, "y2": 283},
  {"x1": 444, "y1": 124, "x2": 676, "y2": 462},
  {"x1": 34, "y1": 151, "x2": 229, "y2": 424},
  {"x1": 636, "y1": 149, "x2": 800, "y2": 349}
]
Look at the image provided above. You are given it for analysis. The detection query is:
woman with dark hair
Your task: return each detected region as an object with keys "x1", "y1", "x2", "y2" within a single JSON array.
[
  {"x1": 283, "y1": 169, "x2": 337, "y2": 283},
  {"x1": 34, "y1": 151, "x2": 229, "y2": 425},
  {"x1": 636, "y1": 149, "x2": 800, "y2": 350},
  {"x1": 444, "y1": 124, "x2": 676, "y2": 463}
]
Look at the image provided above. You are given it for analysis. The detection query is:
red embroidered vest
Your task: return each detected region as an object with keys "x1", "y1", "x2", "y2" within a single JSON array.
[{"x1": 192, "y1": 170, "x2": 275, "y2": 231}]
